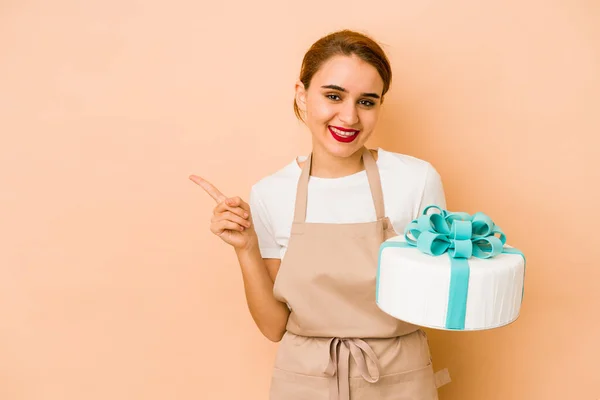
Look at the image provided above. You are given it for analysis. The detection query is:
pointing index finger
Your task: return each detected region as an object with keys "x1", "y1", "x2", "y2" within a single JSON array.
[{"x1": 189, "y1": 175, "x2": 227, "y2": 203}]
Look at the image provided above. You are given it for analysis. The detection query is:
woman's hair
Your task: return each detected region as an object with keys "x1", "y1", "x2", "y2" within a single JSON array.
[{"x1": 294, "y1": 29, "x2": 392, "y2": 123}]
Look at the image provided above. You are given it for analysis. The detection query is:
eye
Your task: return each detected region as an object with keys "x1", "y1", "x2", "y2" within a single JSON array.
[
  {"x1": 360, "y1": 99, "x2": 376, "y2": 107},
  {"x1": 326, "y1": 94, "x2": 341, "y2": 101}
]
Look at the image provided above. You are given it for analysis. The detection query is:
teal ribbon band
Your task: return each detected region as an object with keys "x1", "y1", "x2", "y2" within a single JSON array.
[{"x1": 377, "y1": 205, "x2": 526, "y2": 330}]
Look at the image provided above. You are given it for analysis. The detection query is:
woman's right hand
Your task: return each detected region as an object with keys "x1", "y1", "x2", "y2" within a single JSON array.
[{"x1": 189, "y1": 175, "x2": 258, "y2": 251}]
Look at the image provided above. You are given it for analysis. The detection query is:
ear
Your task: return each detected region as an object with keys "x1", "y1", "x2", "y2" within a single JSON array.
[{"x1": 295, "y1": 80, "x2": 307, "y2": 113}]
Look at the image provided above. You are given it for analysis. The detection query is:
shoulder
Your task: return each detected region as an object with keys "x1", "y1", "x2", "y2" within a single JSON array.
[
  {"x1": 250, "y1": 158, "x2": 300, "y2": 204},
  {"x1": 377, "y1": 148, "x2": 437, "y2": 180},
  {"x1": 377, "y1": 149, "x2": 446, "y2": 221},
  {"x1": 378, "y1": 148, "x2": 433, "y2": 170}
]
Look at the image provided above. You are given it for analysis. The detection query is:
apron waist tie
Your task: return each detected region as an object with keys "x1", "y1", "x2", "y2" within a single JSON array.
[{"x1": 324, "y1": 338, "x2": 381, "y2": 400}]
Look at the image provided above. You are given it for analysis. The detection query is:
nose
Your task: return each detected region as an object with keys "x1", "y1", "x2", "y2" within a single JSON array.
[{"x1": 338, "y1": 101, "x2": 359, "y2": 126}]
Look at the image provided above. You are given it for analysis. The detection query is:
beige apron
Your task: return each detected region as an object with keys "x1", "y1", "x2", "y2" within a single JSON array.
[{"x1": 270, "y1": 147, "x2": 450, "y2": 400}]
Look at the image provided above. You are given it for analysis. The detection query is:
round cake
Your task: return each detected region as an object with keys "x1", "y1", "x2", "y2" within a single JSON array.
[{"x1": 376, "y1": 206, "x2": 526, "y2": 331}]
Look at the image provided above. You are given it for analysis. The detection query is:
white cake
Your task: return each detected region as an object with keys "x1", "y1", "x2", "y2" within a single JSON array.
[{"x1": 376, "y1": 208, "x2": 526, "y2": 331}]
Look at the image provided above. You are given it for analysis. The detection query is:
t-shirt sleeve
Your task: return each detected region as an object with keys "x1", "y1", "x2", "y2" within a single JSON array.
[
  {"x1": 249, "y1": 186, "x2": 282, "y2": 259},
  {"x1": 417, "y1": 163, "x2": 447, "y2": 215}
]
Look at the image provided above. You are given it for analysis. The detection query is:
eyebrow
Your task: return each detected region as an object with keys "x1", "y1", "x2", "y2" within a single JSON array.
[{"x1": 320, "y1": 84, "x2": 381, "y2": 99}]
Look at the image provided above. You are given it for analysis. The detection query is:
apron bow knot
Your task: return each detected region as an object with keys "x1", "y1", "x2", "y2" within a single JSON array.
[{"x1": 324, "y1": 338, "x2": 381, "y2": 400}]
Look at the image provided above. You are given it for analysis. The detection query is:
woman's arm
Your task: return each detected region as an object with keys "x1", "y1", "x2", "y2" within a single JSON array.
[
  {"x1": 190, "y1": 175, "x2": 289, "y2": 342},
  {"x1": 235, "y1": 245, "x2": 289, "y2": 342},
  {"x1": 418, "y1": 163, "x2": 447, "y2": 214}
]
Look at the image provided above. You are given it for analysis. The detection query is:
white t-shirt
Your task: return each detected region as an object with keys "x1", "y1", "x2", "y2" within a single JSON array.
[{"x1": 249, "y1": 148, "x2": 447, "y2": 260}]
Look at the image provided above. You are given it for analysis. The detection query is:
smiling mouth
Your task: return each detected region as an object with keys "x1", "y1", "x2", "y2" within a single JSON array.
[{"x1": 329, "y1": 126, "x2": 360, "y2": 143}]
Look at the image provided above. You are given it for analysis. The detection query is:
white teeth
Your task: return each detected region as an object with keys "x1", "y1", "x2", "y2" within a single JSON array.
[{"x1": 331, "y1": 127, "x2": 358, "y2": 137}]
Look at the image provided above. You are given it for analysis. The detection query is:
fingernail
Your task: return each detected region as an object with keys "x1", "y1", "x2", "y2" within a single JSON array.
[{"x1": 243, "y1": 212, "x2": 249, "y2": 218}]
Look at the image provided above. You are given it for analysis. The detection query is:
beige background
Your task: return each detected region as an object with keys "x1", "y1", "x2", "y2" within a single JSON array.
[{"x1": 1, "y1": 1, "x2": 599, "y2": 399}]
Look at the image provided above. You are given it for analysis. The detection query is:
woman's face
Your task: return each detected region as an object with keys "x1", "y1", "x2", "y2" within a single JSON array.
[{"x1": 295, "y1": 54, "x2": 384, "y2": 159}]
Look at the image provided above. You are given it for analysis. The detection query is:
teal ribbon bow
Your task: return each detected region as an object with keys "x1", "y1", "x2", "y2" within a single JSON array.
[
  {"x1": 377, "y1": 205, "x2": 525, "y2": 330},
  {"x1": 405, "y1": 205, "x2": 506, "y2": 260}
]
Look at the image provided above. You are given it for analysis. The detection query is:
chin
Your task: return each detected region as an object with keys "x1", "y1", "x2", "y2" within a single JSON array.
[{"x1": 322, "y1": 141, "x2": 366, "y2": 159}]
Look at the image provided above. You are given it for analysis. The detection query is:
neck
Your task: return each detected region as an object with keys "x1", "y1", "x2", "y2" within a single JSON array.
[{"x1": 309, "y1": 146, "x2": 367, "y2": 178}]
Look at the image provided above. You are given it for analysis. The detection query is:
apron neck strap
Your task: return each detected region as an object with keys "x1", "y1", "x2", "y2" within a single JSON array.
[{"x1": 293, "y1": 147, "x2": 385, "y2": 223}]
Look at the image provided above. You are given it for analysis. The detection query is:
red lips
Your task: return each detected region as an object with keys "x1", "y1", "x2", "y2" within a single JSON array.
[
  {"x1": 330, "y1": 125, "x2": 359, "y2": 133},
  {"x1": 328, "y1": 126, "x2": 360, "y2": 143}
]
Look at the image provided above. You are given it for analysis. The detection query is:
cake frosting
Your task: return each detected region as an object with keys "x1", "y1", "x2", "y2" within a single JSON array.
[{"x1": 376, "y1": 206, "x2": 526, "y2": 331}]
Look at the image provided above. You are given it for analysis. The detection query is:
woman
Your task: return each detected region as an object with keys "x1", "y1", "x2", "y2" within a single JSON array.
[{"x1": 191, "y1": 29, "x2": 447, "y2": 399}]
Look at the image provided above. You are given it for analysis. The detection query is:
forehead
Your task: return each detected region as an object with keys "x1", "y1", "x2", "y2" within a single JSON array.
[{"x1": 311, "y1": 54, "x2": 384, "y2": 94}]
